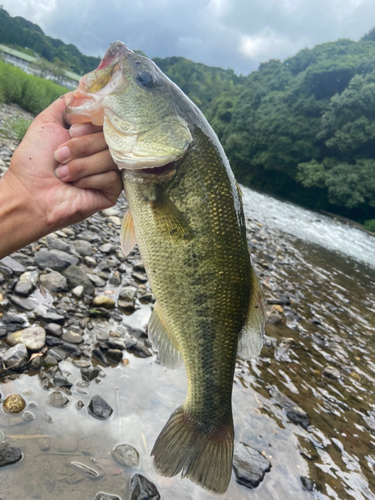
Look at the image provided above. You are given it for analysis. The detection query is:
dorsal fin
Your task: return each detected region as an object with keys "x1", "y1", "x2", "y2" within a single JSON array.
[
  {"x1": 148, "y1": 302, "x2": 183, "y2": 369},
  {"x1": 237, "y1": 265, "x2": 266, "y2": 360},
  {"x1": 120, "y1": 209, "x2": 137, "y2": 256}
]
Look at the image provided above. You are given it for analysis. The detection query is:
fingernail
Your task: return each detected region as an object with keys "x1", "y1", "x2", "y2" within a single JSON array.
[
  {"x1": 70, "y1": 123, "x2": 90, "y2": 138},
  {"x1": 55, "y1": 164, "x2": 69, "y2": 179},
  {"x1": 54, "y1": 146, "x2": 70, "y2": 163}
]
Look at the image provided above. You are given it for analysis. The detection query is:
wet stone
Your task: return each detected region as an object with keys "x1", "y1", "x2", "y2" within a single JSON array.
[
  {"x1": 92, "y1": 296, "x2": 116, "y2": 309},
  {"x1": 106, "y1": 349, "x2": 123, "y2": 363},
  {"x1": 112, "y1": 444, "x2": 140, "y2": 468},
  {"x1": 14, "y1": 271, "x2": 35, "y2": 296},
  {"x1": 125, "y1": 340, "x2": 152, "y2": 358},
  {"x1": 129, "y1": 474, "x2": 160, "y2": 500},
  {"x1": 3, "y1": 394, "x2": 26, "y2": 414},
  {"x1": 34, "y1": 249, "x2": 78, "y2": 271},
  {"x1": 74, "y1": 359, "x2": 91, "y2": 368},
  {"x1": 62, "y1": 265, "x2": 95, "y2": 296},
  {"x1": 132, "y1": 272, "x2": 148, "y2": 283},
  {"x1": 46, "y1": 234, "x2": 71, "y2": 253},
  {"x1": 71, "y1": 461, "x2": 103, "y2": 479},
  {"x1": 300, "y1": 476, "x2": 315, "y2": 491},
  {"x1": 87, "y1": 274, "x2": 106, "y2": 287},
  {"x1": 9, "y1": 295, "x2": 36, "y2": 311},
  {"x1": 62, "y1": 331, "x2": 84, "y2": 344},
  {"x1": 88, "y1": 395, "x2": 113, "y2": 419},
  {"x1": 233, "y1": 442, "x2": 271, "y2": 489},
  {"x1": 23, "y1": 411, "x2": 34, "y2": 421},
  {"x1": 4, "y1": 343, "x2": 28, "y2": 368},
  {"x1": 81, "y1": 367, "x2": 101, "y2": 381},
  {"x1": 36, "y1": 311, "x2": 65, "y2": 324},
  {"x1": 99, "y1": 243, "x2": 115, "y2": 254},
  {"x1": 48, "y1": 390, "x2": 70, "y2": 408},
  {"x1": 93, "y1": 493, "x2": 121, "y2": 500},
  {"x1": 119, "y1": 286, "x2": 138, "y2": 301},
  {"x1": 322, "y1": 365, "x2": 341, "y2": 380},
  {"x1": 73, "y1": 240, "x2": 93, "y2": 256},
  {"x1": 45, "y1": 323, "x2": 63, "y2": 337},
  {"x1": 269, "y1": 387, "x2": 310, "y2": 429},
  {"x1": 0, "y1": 442, "x2": 23, "y2": 467},
  {"x1": 39, "y1": 270, "x2": 68, "y2": 293},
  {"x1": 0, "y1": 256, "x2": 26, "y2": 275},
  {"x1": 7, "y1": 326, "x2": 46, "y2": 351}
]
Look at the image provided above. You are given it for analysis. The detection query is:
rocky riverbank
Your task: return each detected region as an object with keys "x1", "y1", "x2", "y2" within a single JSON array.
[{"x1": 1, "y1": 103, "x2": 375, "y2": 500}]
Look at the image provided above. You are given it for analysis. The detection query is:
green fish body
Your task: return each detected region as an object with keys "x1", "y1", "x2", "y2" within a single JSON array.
[{"x1": 66, "y1": 41, "x2": 265, "y2": 494}]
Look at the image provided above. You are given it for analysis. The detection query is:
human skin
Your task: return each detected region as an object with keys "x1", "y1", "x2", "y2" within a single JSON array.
[{"x1": 0, "y1": 95, "x2": 122, "y2": 260}]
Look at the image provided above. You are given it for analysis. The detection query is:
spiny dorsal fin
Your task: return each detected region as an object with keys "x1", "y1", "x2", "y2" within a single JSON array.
[
  {"x1": 120, "y1": 209, "x2": 136, "y2": 256},
  {"x1": 148, "y1": 302, "x2": 183, "y2": 369},
  {"x1": 237, "y1": 265, "x2": 266, "y2": 360}
]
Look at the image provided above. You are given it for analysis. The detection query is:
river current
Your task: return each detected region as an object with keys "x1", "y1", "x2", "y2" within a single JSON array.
[{"x1": 0, "y1": 186, "x2": 374, "y2": 500}]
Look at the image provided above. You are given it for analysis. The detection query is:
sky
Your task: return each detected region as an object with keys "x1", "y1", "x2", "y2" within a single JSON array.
[{"x1": 2, "y1": 0, "x2": 375, "y2": 75}]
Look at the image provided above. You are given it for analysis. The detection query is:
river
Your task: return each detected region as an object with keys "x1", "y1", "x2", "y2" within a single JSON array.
[{"x1": 0, "y1": 185, "x2": 374, "y2": 500}]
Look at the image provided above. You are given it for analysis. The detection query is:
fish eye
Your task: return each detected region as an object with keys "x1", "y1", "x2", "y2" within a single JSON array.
[{"x1": 136, "y1": 70, "x2": 154, "y2": 89}]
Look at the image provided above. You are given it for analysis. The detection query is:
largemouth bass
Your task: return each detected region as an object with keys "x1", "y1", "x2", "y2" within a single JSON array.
[{"x1": 66, "y1": 41, "x2": 265, "y2": 494}]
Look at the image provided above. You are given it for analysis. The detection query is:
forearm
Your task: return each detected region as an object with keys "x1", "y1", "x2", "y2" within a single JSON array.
[{"x1": 0, "y1": 172, "x2": 51, "y2": 259}]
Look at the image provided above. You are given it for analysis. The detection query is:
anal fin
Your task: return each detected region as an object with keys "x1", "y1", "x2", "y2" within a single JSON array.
[
  {"x1": 238, "y1": 265, "x2": 266, "y2": 360},
  {"x1": 148, "y1": 302, "x2": 183, "y2": 369},
  {"x1": 120, "y1": 209, "x2": 136, "y2": 256}
]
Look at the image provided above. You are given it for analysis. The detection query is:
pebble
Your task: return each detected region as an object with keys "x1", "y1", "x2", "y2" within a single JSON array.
[
  {"x1": 7, "y1": 326, "x2": 46, "y2": 351},
  {"x1": 46, "y1": 234, "x2": 71, "y2": 253},
  {"x1": 108, "y1": 216, "x2": 122, "y2": 226},
  {"x1": 84, "y1": 256, "x2": 97, "y2": 267},
  {"x1": 71, "y1": 461, "x2": 103, "y2": 479},
  {"x1": 4, "y1": 343, "x2": 28, "y2": 368},
  {"x1": 93, "y1": 494, "x2": 121, "y2": 500},
  {"x1": 62, "y1": 265, "x2": 95, "y2": 296},
  {"x1": 9, "y1": 295, "x2": 36, "y2": 311},
  {"x1": 87, "y1": 274, "x2": 106, "y2": 287},
  {"x1": 14, "y1": 271, "x2": 35, "y2": 296},
  {"x1": 34, "y1": 249, "x2": 79, "y2": 271},
  {"x1": 62, "y1": 331, "x2": 84, "y2": 344},
  {"x1": 129, "y1": 474, "x2": 160, "y2": 500},
  {"x1": 132, "y1": 272, "x2": 148, "y2": 283},
  {"x1": 0, "y1": 256, "x2": 26, "y2": 275},
  {"x1": 72, "y1": 285, "x2": 84, "y2": 298},
  {"x1": 73, "y1": 240, "x2": 93, "y2": 256},
  {"x1": 99, "y1": 243, "x2": 115, "y2": 254},
  {"x1": 233, "y1": 442, "x2": 271, "y2": 489},
  {"x1": 45, "y1": 323, "x2": 63, "y2": 337},
  {"x1": 92, "y1": 296, "x2": 116, "y2": 309},
  {"x1": 322, "y1": 365, "x2": 341, "y2": 380},
  {"x1": 39, "y1": 270, "x2": 68, "y2": 293},
  {"x1": 269, "y1": 386, "x2": 310, "y2": 429},
  {"x1": 48, "y1": 391, "x2": 70, "y2": 408},
  {"x1": 88, "y1": 395, "x2": 113, "y2": 419},
  {"x1": 106, "y1": 349, "x2": 123, "y2": 363},
  {"x1": 3, "y1": 394, "x2": 26, "y2": 414},
  {"x1": 112, "y1": 444, "x2": 140, "y2": 468},
  {"x1": 0, "y1": 442, "x2": 23, "y2": 467},
  {"x1": 125, "y1": 340, "x2": 152, "y2": 358},
  {"x1": 119, "y1": 286, "x2": 137, "y2": 301},
  {"x1": 36, "y1": 311, "x2": 65, "y2": 325},
  {"x1": 81, "y1": 367, "x2": 101, "y2": 381}
]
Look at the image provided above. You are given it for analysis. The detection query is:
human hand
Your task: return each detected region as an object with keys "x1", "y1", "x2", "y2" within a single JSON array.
[{"x1": 4, "y1": 95, "x2": 122, "y2": 233}]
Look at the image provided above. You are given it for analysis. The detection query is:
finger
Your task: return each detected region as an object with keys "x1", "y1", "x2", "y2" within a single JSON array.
[
  {"x1": 54, "y1": 132, "x2": 108, "y2": 164},
  {"x1": 69, "y1": 123, "x2": 103, "y2": 138},
  {"x1": 55, "y1": 150, "x2": 117, "y2": 182},
  {"x1": 35, "y1": 93, "x2": 72, "y2": 128},
  {"x1": 73, "y1": 170, "x2": 123, "y2": 197}
]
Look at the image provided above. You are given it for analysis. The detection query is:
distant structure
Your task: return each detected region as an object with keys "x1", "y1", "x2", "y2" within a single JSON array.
[{"x1": 0, "y1": 44, "x2": 81, "y2": 90}]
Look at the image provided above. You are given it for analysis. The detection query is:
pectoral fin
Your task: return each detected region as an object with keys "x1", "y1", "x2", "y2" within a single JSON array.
[
  {"x1": 148, "y1": 302, "x2": 183, "y2": 369},
  {"x1": 120, "y1": 209, "x2": 136, "y2": 256},
  {"x1": 237, "y1": 266, "x2": 266, "y2": 360}
]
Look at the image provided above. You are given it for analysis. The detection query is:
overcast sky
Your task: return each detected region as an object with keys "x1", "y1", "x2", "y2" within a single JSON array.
[{"x1": 2, "y1": 0, "x2": 375, "y2": 74}]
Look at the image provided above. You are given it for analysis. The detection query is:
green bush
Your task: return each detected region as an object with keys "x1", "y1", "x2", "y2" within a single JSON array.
[
  {"x1": 364, "y1": 219, "x2": 375, "y2": 232},
  {"x1": 0, "y1": 59, "x2": 66, "y2": 114},
  {"x1": 0, "y1": 115, "x2": 32, "y2": 140}
]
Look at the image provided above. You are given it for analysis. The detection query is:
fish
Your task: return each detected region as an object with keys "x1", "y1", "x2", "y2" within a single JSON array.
[{"x1": 65, "y1": 41, "x2": 265, "y2": 495}]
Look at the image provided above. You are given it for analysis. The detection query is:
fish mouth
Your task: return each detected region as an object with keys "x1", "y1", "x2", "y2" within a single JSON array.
[{"x1": 127, "y1": 160, "x2": 178, "y2": 180}]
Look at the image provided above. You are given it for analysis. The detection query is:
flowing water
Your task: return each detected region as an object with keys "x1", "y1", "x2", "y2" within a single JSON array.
[{"x1": 1, "y1": 187, "x2": 375, "y2": 500}]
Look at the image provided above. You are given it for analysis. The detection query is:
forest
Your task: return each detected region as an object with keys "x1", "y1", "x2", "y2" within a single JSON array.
[{"x1": 0, "y1": 7, "x2": 374, "y2": 226}]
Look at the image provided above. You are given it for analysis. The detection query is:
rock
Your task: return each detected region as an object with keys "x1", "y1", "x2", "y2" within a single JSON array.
[
  {"x1": 322, "y1": 365, "x2": 341, "y2": 380},
  {"x1": 62, "y1": 331, "x2": 84, "y2": 344},
  {"x1": 108, "y1": 216, "x2": 122, "y2": 226},
  {"x1": 107, "y1": 338, "x2": 126, "y2": 350},
  {"x1": 48, "y1": 391, "x2": 70, "y2": 408},
  {"x1": 71, "y1": 461, "x2": 103, "y2": 479},
  {"x1": 125, "y1": 340, "x2": 152, "y2": 358},
  {"x1": 233, "y1": 442, "x2": 271, "y2": 489},
  {"x1": 4, "y1": 343, "x2": 28, "y2": 368},
  {"x1": 92, "y1": 296, "x2": 116, "y2": 309},
  {"x1": 133, "y1": 261, "x2": 145, "y2": 272},
  {"x1": 72, "y1": 285, "x2": 84, "y2": 298},
  {"x1": 62, "y1": 265, "x2": 95, "y2": 296},
  {"x1": 88, "y1": 395, "x2": 113, "y2": 419},
  {"x1": 99, "y1": 243, "x2": 115, "y2": 254},
  {"x1": 73, "y1": 240, "x2": 93, "y2": 256},
  {"x1": 93, "y1": 348, "x2": 109, "y2": 366},
  {"x1": 87, "y1": 274, "x2": 106, "y2": 287},
  {"x1": 102, "y1": 207, "x2": 119, "y2": 217},
  {"x1": 43, "y1": 354, "x2": 58, "y2": 367},
  {"x1": 106, "y1": 349, "x2": 123, "y2": 363},
  {"x1": 119, "y1": 286, "x2": 137, "y2": 301},
  {"x1": 81, "y1": 367, "x2": 101, "y2": 382},
  {"x1": 0, "y1": 442, "x2": 23, "y2": 467},
  {"x1": 132, "y1": 272, "x2": 148, "y2": 283},
  {"x1": 109, "y1": 273, "x2": 121, "y2": 286},
  {"x1": 15, "y1": 271, "x2": 36, "y2": 296},
  {"x1": 3, "y1": 394, "x2": 26, "y2": 414},
  {"x1": 54, "y1": 372, "x2": 73, "y2": 388},
  {"x1": 39, "y1": 270, "x2": 68, "y2": 293},
  {"x1": 129, "y1": 474, "x2": 160, "y2": 500},
  {"x1": 36, "y1": 311, "x2": 65, "y2": 324},
  {"x1": 46, "y1": 234, "x2": 71, "y2": 252},
  {"x1": 93, "y1": 493, "x2": 121, "y2": 500},
  {"x1": 23, "y1": 411, "x2": 35, "y2": 421},
  {"x1": 9, "y1": 295, "x2": 36, "y2": 311},
  {"x1": 112, "y1": 444, "x2": 140, "y2": 468},
  {"x1": 7, "y1": 326, "x2": 46, "y2": 351},
  {"x1": 269, "y1": 386, "x2": 310, "y2": 429},
  {"x1": 45, "y1": 323, "x2": 63, "y2": 337},
  {"x1": 84, "y1": 256, "x2": 97, "y2": 267},
  {"x1": 0, "y1": 256, "x2": 26, "y2": 275},
  {"x1": 300, "y1": 476, "x2": 314, "y2": 491},
  {"x1": 34, "y1": 250, "x2": 79, "y2": 271},
  {"x1": 266, "y1": 313, "x2": 283, "y2": 325}
]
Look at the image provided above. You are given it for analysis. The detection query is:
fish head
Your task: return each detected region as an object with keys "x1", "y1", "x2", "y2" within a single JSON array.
[{"x1": 66, "y1": 41, "x2": 192, "y2": 172}]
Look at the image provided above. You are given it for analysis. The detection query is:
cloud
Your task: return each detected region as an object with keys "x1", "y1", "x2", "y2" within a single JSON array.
[{"x1": 2, "y1": 0, "x2": 375, "y2": 74}]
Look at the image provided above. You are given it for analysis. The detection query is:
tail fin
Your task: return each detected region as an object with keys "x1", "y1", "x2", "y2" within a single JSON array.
[{"x1": 151, "y1": 406, "x2": 234, "y2": 494}]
